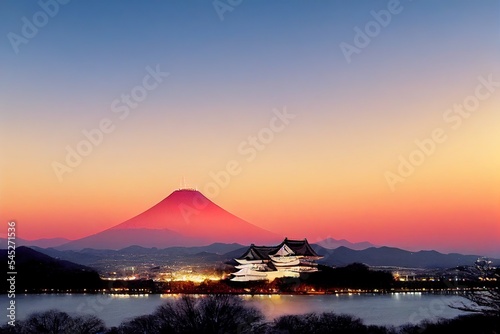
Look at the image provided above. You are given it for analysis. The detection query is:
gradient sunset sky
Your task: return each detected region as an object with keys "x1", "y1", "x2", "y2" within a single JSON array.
[{"x1": 1, "y1": 0, "x2": 499, "y2": 257}]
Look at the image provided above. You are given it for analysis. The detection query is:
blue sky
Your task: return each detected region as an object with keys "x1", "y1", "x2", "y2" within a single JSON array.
[{"x1": 1, "y1": 0, "x2": 499, "y2": 256}]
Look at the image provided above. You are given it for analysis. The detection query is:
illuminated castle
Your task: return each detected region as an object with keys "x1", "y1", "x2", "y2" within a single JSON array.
[{"x1": 231, "y1": 238, "x2": 323, "y2": 282}]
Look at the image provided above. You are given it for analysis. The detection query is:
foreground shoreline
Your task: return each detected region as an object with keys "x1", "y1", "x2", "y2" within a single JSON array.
[
  {"x1": 4, "y1": 293, "x2": 497, "y2": 333},
  {"x1": 3, "y1": 287, "x2": 484, "y2": 296}
]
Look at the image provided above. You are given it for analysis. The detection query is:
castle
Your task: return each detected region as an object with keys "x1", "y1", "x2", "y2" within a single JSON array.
[{"x1": 231, "y1": 238, "x2": 323, "y2": 281}]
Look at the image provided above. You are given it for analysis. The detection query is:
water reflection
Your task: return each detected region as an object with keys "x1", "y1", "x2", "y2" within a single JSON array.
[{"x1": 3, "y1": 293, "x2": 470, "y2": 328}]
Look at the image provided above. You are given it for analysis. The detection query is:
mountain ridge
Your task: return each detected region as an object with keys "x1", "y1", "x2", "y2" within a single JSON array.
[
  {"x1": 313, "y1": 245, "x2": 499, "y2": 268},
  {"x1": 59, "y1": 189, "x2": 281, "y2": 250},
  {"x1": 29, "y1": 243, "x2": 500, "y2": 270},
  {"x1": 0, "y1": 246, "x2": 101, "y2": 292},
  {"x1": 314, "y1": 237, "x2": 376, "y2": 250}
]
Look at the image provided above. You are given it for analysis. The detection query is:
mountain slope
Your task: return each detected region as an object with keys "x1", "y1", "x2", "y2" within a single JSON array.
[
  {"x1": 60, "y1": 189, "x2": 281, "y2": 250},
  {"x1": 58, "y1": 228, "x2": 198, "y2": 250},
  {"x1": 0, "y1": 246, "x2": 101, "y2": 292}
]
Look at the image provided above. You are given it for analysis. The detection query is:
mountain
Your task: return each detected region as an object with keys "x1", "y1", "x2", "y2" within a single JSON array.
[
  {"x1": 33, "y1": 243, "x2": 247, "y2": 269},
  {"x1": 30, "y1": 246, "x2": 105, "y2": 266},
  {"x1": 58, "y1": 228, "x2": 196, "y2": 250},
  {"x1": 32, "y1": 243, "x2": 247, "y2": 273},
  {"x1": 32, "y1": 242, "x2": 500, "y2": 272},
  {"x1": 152, "y1": 243, "x2": 246, "y2": 255},
  {"x1": 0, "y1": 237, "x2": 70, "y2": 249},
  {"x1": 315, "y1": 237, "x2": 376, "y2": 250},
  {"x1": 59, "y1": 189, "x2": 281, "y2": 250},
  {"x1": 313, "y1": 245, "x2": 500, "y2": 268},
  {"x1": 0, "y1": 246, "x2": 101, "y2": 292}
]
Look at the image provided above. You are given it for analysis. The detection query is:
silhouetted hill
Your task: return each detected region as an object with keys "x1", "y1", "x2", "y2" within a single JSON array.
[
  {"x1": 31, "y1": 242, "x2": 498, "y2": 272},
  {"x1": 30, "y1": 246, "x2": 102, "y2": 266},
  {"x1": 222, "y1": 246, "x2": 250, "y2": 260},
  {"x1": 32, "y1": 244, "x2": 247, "y2": 271},
  {"x1": 314, "y1": 237, "x2": 376, "y2": 250},
  {"x1": 159, "y1": 243, "x2": 245, "y2": 255},
  {"x1": 57, "y1": 228, "x2": 196, "y2": 250},
  {"x1": 119, "y1": 245, "x2": 159, "y2": 254},
  {"x1": 1, "y1": 246, "x2": 101, "y2": 292},
  {"x1": 312, "y1": 245, "x2": 499, "y2": 268}
]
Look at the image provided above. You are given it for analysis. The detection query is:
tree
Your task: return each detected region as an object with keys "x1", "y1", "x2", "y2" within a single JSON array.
[
  {"x1": 452, "y1": 289, "x2": 500, "y2": 317},
  {"x1": 117, "y1": 314, "x2": 161, "y2": 334},
  {"x1": 197, "y1": 294, "x2": 264, "y2": 333},
  {"x1": 23, "y1": 310, "x2": 73, "y2": 334},
  {"x1": 71, "y1": 314, "x2": 107, "y2": 334},
  {"x1": 2, "y1": 310, "x2": 106, "y2": 334},
  {"x1": 272, "y1": 312, "x2": 390, "y2": 334},
  {"x1": 450, "y1": 258, "x2": 500, "y2": 317},
  {"x1": 121, "y1": 294, "x2": 264, "y2": 334},
  {"x1": 398, "y1": 314, "x2": 500, "y2": 334}
]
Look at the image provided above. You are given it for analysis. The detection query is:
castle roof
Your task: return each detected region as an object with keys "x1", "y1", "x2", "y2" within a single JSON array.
[{"x1": 236, "y1": 238, "x2": 321, "y2": 260}]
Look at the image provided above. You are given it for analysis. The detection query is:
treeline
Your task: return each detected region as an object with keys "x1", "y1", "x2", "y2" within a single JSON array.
[
  {"x1": 1, "y1": 260, "x2": 397, "y2": 294},
  {"x1": 1, "y1": 295, "x2": 498, "y2": 334},
  {"x1": 155, "y1": 263, "x2": 395, "y2": 294},
  {"x1": 304, "y1": 263, "x2": 394, "y2": 290},
  {"x1": 2, "y1": 246, "x2": 494, "y2": 294}
]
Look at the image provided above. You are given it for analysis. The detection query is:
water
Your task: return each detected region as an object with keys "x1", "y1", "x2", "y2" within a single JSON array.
[{"x1": 2, "y1": 293, "x2": 471, "y2": 328}]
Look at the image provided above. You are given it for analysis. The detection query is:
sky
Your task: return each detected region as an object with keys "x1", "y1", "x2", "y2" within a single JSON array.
[{"x1": 1, "y1": 0, "x2": 499, "y2": 257}]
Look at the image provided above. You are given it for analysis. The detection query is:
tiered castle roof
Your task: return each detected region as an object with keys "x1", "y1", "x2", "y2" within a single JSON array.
[
  {"x1": 231, "y1": 238, "x2": 323, "y2": 282},
  {"x1": 236, "y1": 238, "x2": 321, "y2": 261}
]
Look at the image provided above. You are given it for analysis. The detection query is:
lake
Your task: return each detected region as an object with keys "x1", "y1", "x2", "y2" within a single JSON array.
[{"x1": 2, "y1": 293, "x2": 471, "y2": 328}]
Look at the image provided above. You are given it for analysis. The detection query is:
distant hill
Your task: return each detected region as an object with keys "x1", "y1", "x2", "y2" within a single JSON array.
[
  {"x1": 158, "y1": 243, "x2": 245, "y2": 255},
  {"x1": 0, "y1": 237, "x2": 70, "y2": 249},
  {"x1": 314, "y1": 237, "x2": 376, "y2": 250},
  {"x1": 57, "y1": 228, "x2": 197, "y2": 250},
  {"x1": 0, "y1": 246, "x2": 101, "y2": 292},
  {"x1": 29, "y1": 246, "x2": 105, "y2": 266},
  {"x1": 32, "y1": 242, "x2": 499, "y2": 271},
  {"x1": 312, "y1": 245, "x2": 500, "y2": 268},
  {"x1": 59, "y1": 189, "x2": 281, "y2": 250},
  {"x1": 33, "y1": 243, "x2": 247, "y2": 271},
  {"x1": 222, "y1": 246, "x2": 250, "y2": 260}
]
